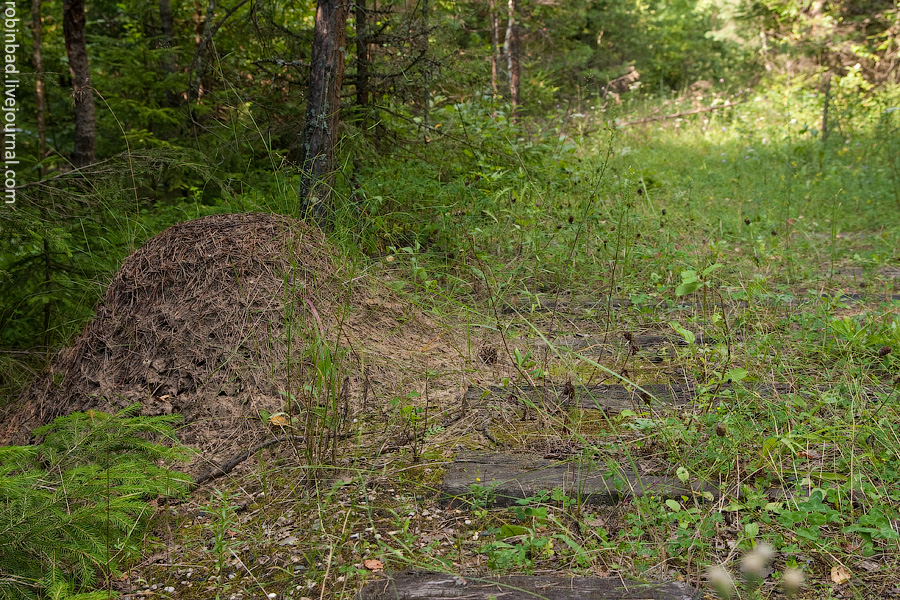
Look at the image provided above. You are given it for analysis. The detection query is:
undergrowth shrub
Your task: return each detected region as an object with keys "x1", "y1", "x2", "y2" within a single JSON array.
[{"x1": 0, "y1": 406, "x2": 191, "y2": 600}]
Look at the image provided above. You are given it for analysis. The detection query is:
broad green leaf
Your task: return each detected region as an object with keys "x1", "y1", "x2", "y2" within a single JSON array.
[
  {"x1": 744, "y1": 522, "x2": 760, "y2": 538},
  {"x1": 670, "y1": 322, "x2": 696, "y2": 345},
  {"x1": 499, "y1": 524, "x2": 530, "y2": 537},
  {"x1": 675, "y1": 281, "x2": 702, "y2": 296},
  {"x1": 701, "y1": 263, "x2": 723, "y2": 277},
  {"x1": 723, "y1": 368, "x2": 748, "y2": 383}
]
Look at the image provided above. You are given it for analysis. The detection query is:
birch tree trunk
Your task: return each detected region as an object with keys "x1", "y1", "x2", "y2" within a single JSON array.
[
  {"x1": 505, "y1": 0, "x2": 520, "y2": 115},
  {"x1": 488, "y1": 0, "x2": 501, "y2": 95}
]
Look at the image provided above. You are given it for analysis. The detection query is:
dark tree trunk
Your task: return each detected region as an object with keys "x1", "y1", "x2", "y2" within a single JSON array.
[
  {"x1": 421, "y1": 0, "x2": 429, "y2": 135},
  {"x1": 158, "y1": 0, "x2": 179, "y2": 105},
  {"x1": 33, "y1": 0, "x2": 53, "y2": 350},
  {"x1": 32, "y1": 0, "x2": 47, "y2": 174},
  {"x1": 505, "y1": 0, "x2": 520, "y2": 115},
  {"x1": 62, "y1": 0, "x2": 96, "y2": 167},
  {"x1": 355, "y1": 0, "x2": 369, "y2": 116},
  {"x1": 299, "y1": 0, "x2": 349, "y2": 224},
  {"x1": 159, "y1": 0, "x2": 174, "y2": 50},
  {"x1": 190, "y1": 0, "x2": 217, "y2": 101},
  {"x1": 189, "y1": 0, "x2": 251, "y2": 106}
]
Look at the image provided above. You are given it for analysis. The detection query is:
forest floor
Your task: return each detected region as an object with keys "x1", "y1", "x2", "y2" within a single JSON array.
[
  {"x1": 10, "y1": 88, "x2": 900, "y2": 600},
  {"x1": 118, "y1": 248, "x2": 900, "y2": 600}
]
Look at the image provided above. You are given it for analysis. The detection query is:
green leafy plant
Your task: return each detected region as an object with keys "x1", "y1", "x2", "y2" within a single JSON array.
[
  {"x1": 0, "y1": 406, "x2": 190, "y2": 599},
  {"x1": 843, "y1": 507, "x2": 900, "y2": 556},
  {"x1": 481, "y1": 494, "x2": 555, "y2": 574},
  {"x1": 205, "y1": 489, "x2": 242, "y2": 578},
  {"x1": 826, "y1": 314, "x2": 900, "y2": 370},
  {"x1": 674, "y1": 264, "x2": 722, "y2": 297},
  {"x1": 513, "y1": 348, "x2": 546, "y2": 381},
  {"x1": 478, "y1": 490, "x2": 593, "y2": 574}
]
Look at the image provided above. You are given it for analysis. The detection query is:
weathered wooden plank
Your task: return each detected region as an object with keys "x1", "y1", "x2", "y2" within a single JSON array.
[
  {"x1": 502, "y1": 290, "x2": 900, "y2": 317},
  {"x1": 465, "y1": 383, "x2": 696, "y2": 412},
  {"x1": 465, "y1": 382, "x2": 842, "y2": 413},
  {"x1": 502, "y1": 294, "x2": 747, "y2": 315},
  {"x1": 441, "y1": 451, "x2": 719, "y2": 507},
  {"x1": 531, "y1": 334, "x2": 698, "y2": 351},
  {"x1": 356, "y1": 571, "x2": 701, "y2": 600}
]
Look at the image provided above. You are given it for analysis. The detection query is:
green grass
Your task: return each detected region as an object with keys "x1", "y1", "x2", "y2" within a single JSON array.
[
  {"x1": 303, "y1": 78, "x2": 900, "y2": 598},
  {"x1": 9, "y1": 79, "x2": 900, "y2": 599}
]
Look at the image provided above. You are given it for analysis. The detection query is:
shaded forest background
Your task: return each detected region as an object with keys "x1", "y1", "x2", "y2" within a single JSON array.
[{"x1": 2, "y1": 0, "x2": 900, "y2": 388}]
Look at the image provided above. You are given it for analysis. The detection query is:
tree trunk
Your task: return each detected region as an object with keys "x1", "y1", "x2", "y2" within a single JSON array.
[
  {"x1": 159, "y1": 0, "x2": 174, "y2": 51},
  {"x1": 355, "y1": 0, "x2": 369, "y2": 117},
  {"x1": 190, "y1": 0, "x2": 217, "y2": 100},
  {"x1": 299, "y1": 0, "x2": 349, "y2": 224},
  {"x1": 62, "y1": 0, "x2": 96, "y2": 167},
  {"x1": 32, "y1": 0, "x2": 47, "y2": 175},
  {"x1": 158, "y1": 0, "x2": 179, "y2": 105},
  {"x1": 488, "y1": 0, "x2": 501, "y2": 95},
  {"x1": 505, "y1": 0, "x2": 520, "y2": 115},
  {"x1": 33, "y1": 0, "x2": 52, "y2": 351},
  {"x1": 821, "y1": 71, "x2": 833, "y2": 146},
  {"x1": 421, "y1": 0, "x2": 429, "y2": 136}
]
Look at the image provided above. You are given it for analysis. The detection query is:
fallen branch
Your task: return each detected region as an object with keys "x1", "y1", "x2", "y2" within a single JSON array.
[
  {"x1": 193, "y1": 434, "x2": 304, "y2": 486},
  {"x1": 618, "y1": 99, "x2": 749, "y2": 127}
]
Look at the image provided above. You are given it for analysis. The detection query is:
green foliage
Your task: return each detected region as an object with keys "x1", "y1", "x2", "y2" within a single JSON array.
[
  {"x1": 479, "y1": 491, "x2": 591, "y2": 574},
  {"x1": 745, "y1": 0, "x2": 900, "y2": 83},
  {"x1": 823, "y1": 313, "x2": 900, "y2": 371},
  {"x1": 674, "y1": 263, "x2": 722, "y2": 297},
  {"x1": 0, "y1": 149, "x2": 230, "y2": 355},
  {"x1": 13, "y1": 1, "x2": 900, "y2": 594},
  {"x1": 516, "y1": 0, "x2": 750, "y2": 96},
  {"x1": 0, "y1": 407, "x2": 190, "y2": 600},
  {"x1": 204, "y1": 489, "x2": 242, "y2": 577}
]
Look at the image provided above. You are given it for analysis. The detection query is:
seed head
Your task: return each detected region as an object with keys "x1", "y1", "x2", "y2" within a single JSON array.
[
  {"x1": 705, "y1": 565, "x2": 735, "y2": 600},
  {"x1": 753, "y1": 542, "x2": 776, "y2": 563},
  {"x1": 741, "y1": 542, "x2": 776, "y2": 587},
  {"x1": 742, "y1": 551, "x2": 766, "y2": 580},
  {"x1": 782, "y1": 568, "x2": 805, "y2": 595}
]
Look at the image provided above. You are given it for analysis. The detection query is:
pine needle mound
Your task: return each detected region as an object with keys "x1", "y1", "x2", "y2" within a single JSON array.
[{"x1": 2, "y1": 212, "x2": 339, "y2": 472}]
